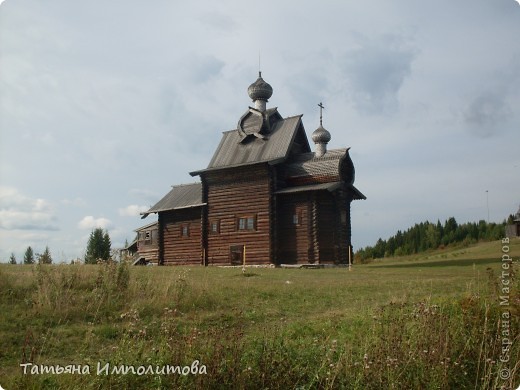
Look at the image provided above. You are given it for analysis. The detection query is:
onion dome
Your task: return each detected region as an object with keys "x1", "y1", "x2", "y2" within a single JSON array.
[
  {"x1": 247, "y1": 72, "x2": 273, "y2": 102},
  {"x1": 312, "y1": 125, "x2": 331, "y2": 144}
]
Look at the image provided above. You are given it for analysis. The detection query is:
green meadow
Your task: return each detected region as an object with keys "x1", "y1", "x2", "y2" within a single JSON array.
[{"x1": 1, "y1": 239, "x2": 518, "y2": 389}]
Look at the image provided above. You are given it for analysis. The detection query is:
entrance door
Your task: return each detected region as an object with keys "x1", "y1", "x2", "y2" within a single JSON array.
[{"x1": 229, "y1": 245, "x2": 244, "y2": 265}]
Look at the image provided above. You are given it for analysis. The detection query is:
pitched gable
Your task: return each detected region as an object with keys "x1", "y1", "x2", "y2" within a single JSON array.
[
  {"x1": 190, "y1": 111, "x2": 310, "y2": 175},
  {"x1": 141, "y1": 183, "x2": 204, "y2": 218}
]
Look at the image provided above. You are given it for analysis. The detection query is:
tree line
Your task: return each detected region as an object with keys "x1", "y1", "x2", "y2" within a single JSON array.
[
  {"x1": 8, "y1": 245, "x2": 53, "y2": 265},
  {"x1": 7, "y1": 228, "x2": 112, "y2": 265},
  {"x1": 355, "y1": 217, "x2": 510, "y2": 262}
]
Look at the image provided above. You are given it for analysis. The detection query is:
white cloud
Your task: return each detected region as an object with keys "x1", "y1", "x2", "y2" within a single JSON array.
[
  {"x1": 0, "y1": 186, "x2": 58, "y2": 230},
  {"x1": 118, "y1": 205, "x2": 149, "y2": 217},
  {"x1": 77, "y1": 216, "x2": 112, "y2": 230}
]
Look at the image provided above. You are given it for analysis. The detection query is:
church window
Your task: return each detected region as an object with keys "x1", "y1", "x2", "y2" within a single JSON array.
[
  {"x1": 237, "y1": 216, "x2": 256, "y2": 231},
  {"x1": 210, "y1": 220, "x2": 220, "y2": 234}
]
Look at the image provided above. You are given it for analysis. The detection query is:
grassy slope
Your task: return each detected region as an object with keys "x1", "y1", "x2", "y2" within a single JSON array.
[{"x1": 0, "y1": 238, "x2": 518, "y2": 389}]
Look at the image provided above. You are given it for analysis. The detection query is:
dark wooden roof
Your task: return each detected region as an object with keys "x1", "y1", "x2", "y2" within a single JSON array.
[
  {"x1": 275, "y1": 182, "x2": 342, "y2": 194},
  {"x1": 284, "y1": 149, "x2": 346, "y2": 180},
  {"x1": 278, "y1": 148, "x2": 366, "y2": 200},
  {"x1": 281, "y1": 148, "x2": 355, "y2": 184},
  {"x1": 134, "y1": 221, "x2": 158, "y2": 232},
  {"x1": 347, "y1": 184, "x2": 366, "y2": 200},
  {"x1": 275, "y1": 180, "x2": 365, "y2": 200},
  {"x1": 190, "y1": 111, "x2": 309, "y2": 175},
  {"x1": 141, "y1": 183, "x2": 204, "y2": 218}
]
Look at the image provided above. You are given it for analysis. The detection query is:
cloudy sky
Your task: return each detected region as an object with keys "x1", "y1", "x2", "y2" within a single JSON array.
[{"x1": 1, "y1": 0, "x2": 519, "y2": 262}]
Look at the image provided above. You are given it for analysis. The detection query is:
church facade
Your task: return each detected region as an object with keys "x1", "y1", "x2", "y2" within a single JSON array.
[{"x1": 137, "y1": 73, "x2": 365, "y2": 266}]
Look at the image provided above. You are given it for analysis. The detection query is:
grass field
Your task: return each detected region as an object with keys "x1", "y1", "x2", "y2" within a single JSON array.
[{"x1": 1, "y1": 239, "x2": 519, "y2": 389}]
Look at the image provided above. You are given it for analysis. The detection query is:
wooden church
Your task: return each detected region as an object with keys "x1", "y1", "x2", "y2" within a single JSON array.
[{"x1": 136, "y1": 73, "x2": 365, "y2": 266}]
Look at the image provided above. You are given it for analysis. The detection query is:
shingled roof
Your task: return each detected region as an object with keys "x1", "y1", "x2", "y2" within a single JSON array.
[
  {"x1": 141, "y1": 183, "x2": 204, "y2": 218},
  {"x1": 278, "y1": 148, "x2": 366, "y2": 199},
  {"x1": 190, "y1": 110, "x2": 310, "y2": 175},
  {"x1": 281, "y1": 148, "x2": 354, "y2": 184}
]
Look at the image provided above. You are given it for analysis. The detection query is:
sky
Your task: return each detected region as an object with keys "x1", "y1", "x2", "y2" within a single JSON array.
[{"x1": 1, "y1": 0, "x2": 519, "y2": 263}]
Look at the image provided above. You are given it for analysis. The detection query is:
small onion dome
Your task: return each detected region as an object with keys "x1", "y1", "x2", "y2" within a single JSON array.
[
  {"x1": 312, "y1": 125, "x2": 331, "y2": 144},
  {"x1": 247, "y1": 72, "x2": 273, "y2": 102}
]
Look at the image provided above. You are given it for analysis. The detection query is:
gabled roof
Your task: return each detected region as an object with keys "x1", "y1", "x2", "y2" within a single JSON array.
[
  {"x1": 134, "y1": 221, "x2": 158, "y2": 232},
  {"x1": 190, "y1": 111, "x2": 309, "y2": 175},
  {"x1": 141, "y1": 183, "x2": 204, "y2": 218}
]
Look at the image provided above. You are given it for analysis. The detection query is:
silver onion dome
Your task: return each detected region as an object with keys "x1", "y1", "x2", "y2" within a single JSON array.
[
  {"x1": 247, "y1": 72, "x2": 273, "y2": 102},
  {"x1": 311, "y1": 125, "x2": 331, "y2": 144}
]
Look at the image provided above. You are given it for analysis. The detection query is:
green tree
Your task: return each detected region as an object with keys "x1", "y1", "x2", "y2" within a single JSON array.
[
  {"x1": 103, "y1": 231, "x2": 111, "y2": 260},
  {"x1": 38, "y1": 246, "x2": 53, "y2": 264},
  {"x1": 23, "y1": 246, "x2": 35, "y2": 264},
  {"x1": 85, "y1": 228, "x2": 112, "y2": 264},
  {"x1": 425, "y1": 223, "x2": 441, "y2": 249},
  {"x1": 9, "y1": 253, "x2": 17, "y2": 264}
]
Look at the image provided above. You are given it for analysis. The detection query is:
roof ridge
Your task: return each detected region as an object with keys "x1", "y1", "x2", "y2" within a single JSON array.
[
  {"x1": 289, "y1": 148, "x2": 348, "y2": 163},
  {"x1": 170, "y1": 182, "x2": 201, "y2": 188},
  {"x1": 284, "y1": 114, "x2": 303, "y2": 120}
]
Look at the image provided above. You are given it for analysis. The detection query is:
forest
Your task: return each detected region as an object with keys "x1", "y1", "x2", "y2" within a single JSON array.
[{"x1": 355, "y1": 215, "x2": 515, "y2": 262}]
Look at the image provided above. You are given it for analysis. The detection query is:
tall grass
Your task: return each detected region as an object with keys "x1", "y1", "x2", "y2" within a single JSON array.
[{"x1": 0, "y1": 241, "x2": 518, "y2": 389}]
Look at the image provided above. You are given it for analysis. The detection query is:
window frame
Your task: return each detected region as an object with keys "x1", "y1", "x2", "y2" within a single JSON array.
[
  {"x1": 181, "y1": 224, "x2": 190, "y2": 237},
  {"x1": 237, "y1": 215, "x2": 257, "y2": 232},
  {"x1": 292, "y1": 210, "x2": 303, "y2": 226},
  {"x1": 210, "y1": 219, "x2": 220, "y2": 234}
]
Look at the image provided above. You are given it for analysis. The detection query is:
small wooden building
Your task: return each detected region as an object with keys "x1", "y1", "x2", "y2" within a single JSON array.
[
  {"x1": 140, "y1": 73, "x2": 365, "y2": 266},
  {"x1": 506, "y1": 205, "x2": 520, "y2": 238},
  {"x1": 123, "y1": 222, "x2": 159, "y2": 265}
]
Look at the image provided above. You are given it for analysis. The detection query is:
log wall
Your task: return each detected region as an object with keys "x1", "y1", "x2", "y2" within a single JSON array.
[
  {"x1": 137, "y1": 227, "x2": 159, "y2": 264},
  {"x1": 316, "y1": 191, "x2": 338, "y2": 263},
  {"x1": 276, "y1": 193, "x2": 311, "y2": 264},
  {"x1": 159, "y1": 208, "x2": 203, "y2": 265},
  {"x1": 203, "y1": 164, "x2": 271, "y2": 265}
]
